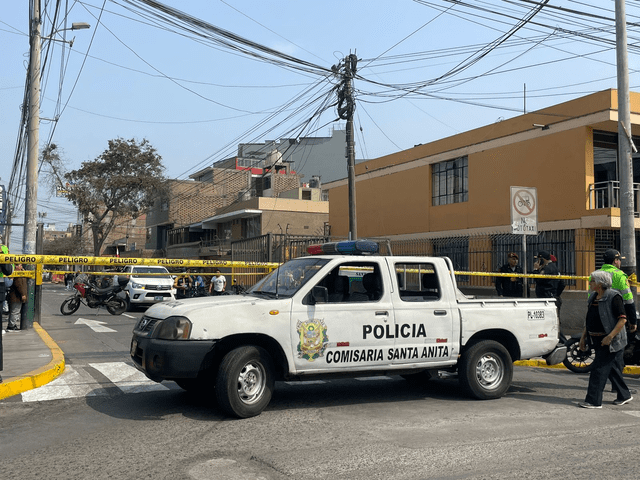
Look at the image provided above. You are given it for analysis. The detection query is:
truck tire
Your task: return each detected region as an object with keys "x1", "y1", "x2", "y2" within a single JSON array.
[
  {"x1": 459, "y1": 340, "x2": 512, "y2": 400},
  {"x1": 215, "y1": 346, "x2": 274, "y2": 418}
]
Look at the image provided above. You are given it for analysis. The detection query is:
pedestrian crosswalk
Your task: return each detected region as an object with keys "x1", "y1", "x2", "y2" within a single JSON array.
[{"x1": 18, "y1": 361, "x2": 178, "y2": 403}]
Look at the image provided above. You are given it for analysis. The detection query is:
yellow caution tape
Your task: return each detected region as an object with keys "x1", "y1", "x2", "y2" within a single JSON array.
[{"x1": 0, "y1": 253, "x2": 278, "y2": 269}]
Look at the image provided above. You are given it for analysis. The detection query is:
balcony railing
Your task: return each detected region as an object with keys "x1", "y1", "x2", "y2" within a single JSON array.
[{"x1": 589, "y1": 181, "x2": 640, "y2": 214}]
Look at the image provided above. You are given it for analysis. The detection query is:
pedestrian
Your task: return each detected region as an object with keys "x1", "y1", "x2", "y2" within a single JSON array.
[
  {"x1": 65, "y1": 271, "x2": 74, "y2": 290},
  {"x1": 578, "y1": 270, "x2": 633, "y2": 408},
  {"x1": 0, "y1": 241, "x2": 14, "y2": 383},
  {"x1": 533, "y1": 250, "x2": 560, "y2": 299},
  {"x1": 495, "y1": 252, "x2": 525, "y2": 297},
  {"x1": 597, "y1": 249, "x2": 638, "y2": 333},
  {"x1": 6, "y1": 264, "x2": 27, "y2": 332},
  {"x1": 174, "y1": 271, "x2": 191, "y2": 299},
  {"x1": 193, "y1": 269, "x2": 206, "y2": 296},
  {"x1": 209, "y1": 269, "x2": 226, "y2": 295}
]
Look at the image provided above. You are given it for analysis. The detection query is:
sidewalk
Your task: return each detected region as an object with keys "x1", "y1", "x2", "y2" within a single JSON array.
[{"x1": 0, "y1": 319, "x2": 65, "y2": 400}]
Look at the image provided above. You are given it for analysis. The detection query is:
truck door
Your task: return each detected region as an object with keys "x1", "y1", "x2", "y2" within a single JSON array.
[
  {"x1": 290, "y1": 260, "x2": 396, "y2": 373},
  {"x1": 391, "y1": 261, "x2": 455, "y2": 366}
]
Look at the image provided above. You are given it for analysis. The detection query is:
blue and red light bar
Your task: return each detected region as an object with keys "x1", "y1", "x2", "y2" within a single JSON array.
[{"x1": 307, "y1": 240, "x2": 379, "y2": 255}]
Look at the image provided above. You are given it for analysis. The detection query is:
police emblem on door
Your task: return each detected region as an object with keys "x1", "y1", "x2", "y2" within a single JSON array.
[{"x1": 297, "y1": 319, "x2": 328, "y2": 361}]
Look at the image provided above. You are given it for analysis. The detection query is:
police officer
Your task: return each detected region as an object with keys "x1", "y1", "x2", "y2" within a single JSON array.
[
  {"x1": 533, "y1": 250, "x2": 560, "y2": 299},
  {"x1": 600, "y1": 249, "x2": 638, "y2": 333}
]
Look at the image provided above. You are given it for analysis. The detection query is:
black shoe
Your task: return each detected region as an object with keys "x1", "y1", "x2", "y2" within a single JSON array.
[{"x1": 6, "y1": 326, "x2": 19, "y2": 332}]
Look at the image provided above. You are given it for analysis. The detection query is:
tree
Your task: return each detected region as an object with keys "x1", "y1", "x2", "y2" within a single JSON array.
[
  {"x1": 62, "y1": 138, "x2": 166, "y2": 255},
  {"x1": 43, "y1": 235, "x2": 79, "y2": 256}
]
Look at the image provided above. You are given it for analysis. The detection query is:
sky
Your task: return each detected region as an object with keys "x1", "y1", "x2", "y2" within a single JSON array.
[{"x1": 2, "y1": 0, "x2": 640, "y2": 252}]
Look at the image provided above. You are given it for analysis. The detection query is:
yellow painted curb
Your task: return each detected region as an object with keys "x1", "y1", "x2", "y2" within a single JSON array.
[
  {"x1": 0, "y1": 322, "x2": 65, "y2": 400},
  {"x1": 515, "y1": 359, "x2": 640, "y2": 375}
]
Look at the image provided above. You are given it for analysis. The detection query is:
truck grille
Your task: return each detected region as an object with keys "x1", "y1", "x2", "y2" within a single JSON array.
[
  {"x1": 136, "y1": 316, "x2": 158, "y2": 334},
  {"x1": 145, "y1": 284, "x2": 172, "y2": 291}
]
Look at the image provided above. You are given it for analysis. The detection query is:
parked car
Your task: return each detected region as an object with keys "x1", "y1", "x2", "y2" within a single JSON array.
[{"x1": 120, "y1": 265, "x2": 175, "y2": 310}]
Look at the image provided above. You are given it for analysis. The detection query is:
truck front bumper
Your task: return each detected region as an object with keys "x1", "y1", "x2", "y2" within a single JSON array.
[{"x1": 130, "y1": 335, "x2": 217, "y2": 382}]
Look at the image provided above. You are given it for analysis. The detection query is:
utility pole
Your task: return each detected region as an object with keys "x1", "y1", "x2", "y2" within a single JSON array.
[
  {"x1": 23, "y1": 0, "x2": 42, "y2": 330},
  {"x1": 615, "y1": 0, "x2": 637, "y2": 285},
  {"x1": 26, "y1": 0, "x2": 41, "y2": 257},
  {"x1": 335, "y1": 53, "x2": 358, "y2": 240}
]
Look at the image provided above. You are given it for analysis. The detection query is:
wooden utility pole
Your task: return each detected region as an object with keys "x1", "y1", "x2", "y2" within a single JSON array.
[{"x1": 335, "y1": 54, "x2": 358, "y2": 240}]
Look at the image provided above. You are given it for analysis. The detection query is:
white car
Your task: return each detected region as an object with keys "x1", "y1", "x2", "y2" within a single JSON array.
[{"x1": 120, "y1": 265, "x2": 175, "y2": 309}]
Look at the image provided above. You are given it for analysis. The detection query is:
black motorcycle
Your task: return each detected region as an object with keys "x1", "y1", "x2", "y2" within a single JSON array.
[
  {"x1": 561, "y1": 330, "x2": 640, "y2": 373},
  {"x1": 60, "y1": 279, "x2": 127, "y2": 315}
]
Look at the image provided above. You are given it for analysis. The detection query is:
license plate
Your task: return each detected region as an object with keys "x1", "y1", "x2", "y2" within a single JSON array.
[
  {"x1": 130, "y1": 339, "x2": 137, "y2": 356},
  {"x1": 154, "y1": 296, "x2": 164, "y2": 301}
]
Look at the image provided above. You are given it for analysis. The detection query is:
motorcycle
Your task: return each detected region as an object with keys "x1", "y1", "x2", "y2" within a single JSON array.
[
  {"x1": 60, "y1": 279, "x2": 128, "y2": 316},
  {"x1": 561, "y1": 330, "x2": 640, "y2": 373}
]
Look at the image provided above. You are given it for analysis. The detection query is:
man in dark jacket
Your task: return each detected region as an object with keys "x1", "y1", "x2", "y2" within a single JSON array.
[
  {"x1": 495, "y1": 252, "x2": 525, "y2": 297},
  {"x1": 6, "y1": 264, "x2": 27, "y2": 331},
  {"x1": 533, "y1": 250, "x2": 560, "y2": 298}
]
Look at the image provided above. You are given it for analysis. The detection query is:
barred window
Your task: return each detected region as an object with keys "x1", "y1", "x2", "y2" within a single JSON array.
[{"x1": 432, "y1": 156, "x2": 468, "y2": 206}]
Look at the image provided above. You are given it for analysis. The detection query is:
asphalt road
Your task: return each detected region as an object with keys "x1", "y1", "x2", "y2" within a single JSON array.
[{"x1": 1, "y1": 285, "x2": 640, "y2": 479}]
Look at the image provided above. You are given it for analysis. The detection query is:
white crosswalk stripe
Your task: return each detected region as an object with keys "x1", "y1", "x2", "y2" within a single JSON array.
[
  {"x1": 90, "y1": 362, "x2": 169, "y2": 394},
  {"x1": 19, "y1": 362, "x2": 173, "y2": 403}
]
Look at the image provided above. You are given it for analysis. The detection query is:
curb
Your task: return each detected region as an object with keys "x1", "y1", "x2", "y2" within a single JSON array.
[
  {"x1": 514, "y1": 359, "x2": 640, "y2": 375},
  {"x1": 0, "y1": 322, "x2": 65, "y2": 400}
]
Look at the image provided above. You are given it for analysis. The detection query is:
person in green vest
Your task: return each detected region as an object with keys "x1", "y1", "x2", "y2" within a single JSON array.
[{"x1": 600, "y1": 249, "x2": 637, "y2": 333}]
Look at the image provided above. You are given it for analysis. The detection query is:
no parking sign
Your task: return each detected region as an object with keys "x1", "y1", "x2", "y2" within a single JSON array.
[{"x1": 510, "y1": 186, "x2": 537, "y2": 235}]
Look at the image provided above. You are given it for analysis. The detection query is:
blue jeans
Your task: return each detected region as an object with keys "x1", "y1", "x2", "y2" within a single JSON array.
[{"x1": 585, "y1": 342, "x2": 631, "y2": 406}]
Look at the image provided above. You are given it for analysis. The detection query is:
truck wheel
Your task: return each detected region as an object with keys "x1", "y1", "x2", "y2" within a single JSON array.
[
  {"x1": 459, "y1": 340, "x2": 512, "y2": 400},
  {"x1": 215, "y1": 346, "x2": 274, "y2": 418}
]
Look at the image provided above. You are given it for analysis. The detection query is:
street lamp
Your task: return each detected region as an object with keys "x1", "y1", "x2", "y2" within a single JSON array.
[{"x1": 42, "y1": 22, "x2": 91, "y2": 47}]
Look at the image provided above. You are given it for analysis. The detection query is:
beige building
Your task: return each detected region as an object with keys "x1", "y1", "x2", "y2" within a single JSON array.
[{"x1": 325, "y1": 89, "x2": 640, "y2": 288}]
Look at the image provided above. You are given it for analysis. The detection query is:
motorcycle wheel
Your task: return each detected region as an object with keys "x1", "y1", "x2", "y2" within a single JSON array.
[
  {"x1": 106, "y1": 297, "x2": 127, "y2": 315},
  {"x1": 60, "y1": 297, "x2": 81, "y2": 315},
  {"x1": 563, "y1": 337, "x2": 595, "y2": 373}
]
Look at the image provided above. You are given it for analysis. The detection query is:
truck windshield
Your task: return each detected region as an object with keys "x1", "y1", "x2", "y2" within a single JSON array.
[
  {"x1": 249, "y1": 257, "x2": 330, "y2": 297},
  {"x1": 131, "y1": 267, "x2": 170, "y2": 278}
]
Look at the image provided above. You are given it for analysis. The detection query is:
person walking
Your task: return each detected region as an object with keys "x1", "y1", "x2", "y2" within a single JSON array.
[
  {"x1": 578, "y1": 270, "x2": 633, "y2": 408},
  {"x1": 495, "y1": 252, "x2": 525, "y2": 297},
  {"x1": 209, "y1": 269, "x2": 226, "y2": 295},
  {"x1": 6, "y1": 264, "x2": 27, "y2": 332}
]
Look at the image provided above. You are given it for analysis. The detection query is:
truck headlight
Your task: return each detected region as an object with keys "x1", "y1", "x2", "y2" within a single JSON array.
[
  {"x1": 131, "y1": 282, "x2": 143, "y2": 289},
  {"x1": 156, "y1": 316, "x2": 192, "y2": 340}
]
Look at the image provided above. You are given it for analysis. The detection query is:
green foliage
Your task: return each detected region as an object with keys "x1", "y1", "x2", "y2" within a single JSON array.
[{"x1": 64, "y1": 138, "x2": 166, "y2": 255}]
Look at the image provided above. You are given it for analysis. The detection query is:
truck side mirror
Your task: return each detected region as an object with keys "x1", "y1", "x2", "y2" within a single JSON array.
[{"x1": 311, "y1": 285, "x2": 328, "y2": 304}]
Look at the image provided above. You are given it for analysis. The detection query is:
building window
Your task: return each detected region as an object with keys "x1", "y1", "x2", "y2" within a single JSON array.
[{"x1": 432, "y1": 156, "x2": 468, "y2": 206}]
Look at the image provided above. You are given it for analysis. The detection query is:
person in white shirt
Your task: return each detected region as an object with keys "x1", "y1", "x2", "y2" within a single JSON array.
[{"x1": 209, "y1": 269, "x2": 226, "y2": 295}]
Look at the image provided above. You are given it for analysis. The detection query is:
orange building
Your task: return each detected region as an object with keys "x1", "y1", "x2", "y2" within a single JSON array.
[{"x1": 325, "y1": 89, "x2": 640, "y2": 288}]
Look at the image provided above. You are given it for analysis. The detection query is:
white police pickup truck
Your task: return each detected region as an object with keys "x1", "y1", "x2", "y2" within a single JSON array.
[{"x1": 131, "y1": 241, "x2": 565, "y2": 418}]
